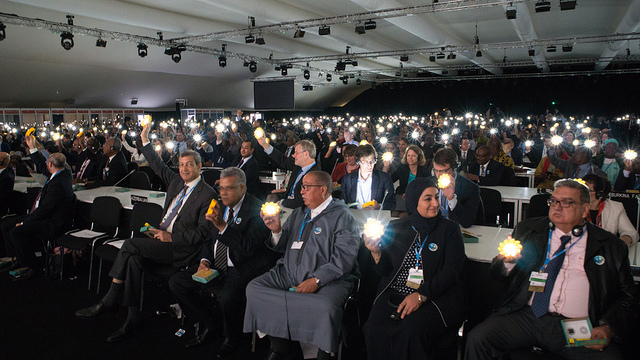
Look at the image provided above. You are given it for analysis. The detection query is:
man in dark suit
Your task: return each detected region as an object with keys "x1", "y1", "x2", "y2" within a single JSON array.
[
  {"x1": 74, "y1": 137, "x2": 103, "y2": 183},
  {"x1": 231, "y1": 141, "x2": 260, "y2": 197},
  {"x1": 169, "y1": 167, "x2": 276, "y2": 356},
  {"x1": 341, "y1": 144, "x2": 395, "y2": 210},
  {"x1": 459, "y1": 137, "x2": 476, "y2": 173},
  {"x1": 614, "y1": 154, "x2": 640, "y2": 191},
  {"x1": 465, "y1": 145, "x2": 505, "y2": 186},
  {"x1": 0, "y1": 149, "x2": 73, "y2": 280},
  {"x1": 75, "y1": 123, "x2": 217, "y2": 343},
  {"x1": 87, "y1": 137, "x2": 128, "y2": 188},
  {"x1": 257, "y1": 137, "x2": 321, "y2": 209},
  {"x1": 0, "y1": 152, "x2": 14, "y2": 217},
  {"x1": 466, "y1": 179, "x2": 638, "y2": 359},
  {"x1": 548, "y1": 145, "x2": 607, "y2": 180},
  {"x1": 433, "y1": 148, "x2": 480, "y2": 228}
]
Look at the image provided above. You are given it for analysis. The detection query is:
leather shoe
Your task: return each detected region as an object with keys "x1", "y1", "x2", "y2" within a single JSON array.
[
  {"x1": 216, "y1": 336, "x2": 239, "y2": 358},
  {"x1": 185, "y1": 326, "x2": 212, "y2": 348},
  {"x1": 106, "y1": 320, "x2": 142, "y2": 343},
  {"x1": 75, "y1": 301, "x2": 117, "y2": 319}
]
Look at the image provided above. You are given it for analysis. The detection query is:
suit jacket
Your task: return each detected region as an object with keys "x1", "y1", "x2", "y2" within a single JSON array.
[
  {"x1": 142, "y1": 143, "x2": 217, "y2": 267},
  {"x1": 75, "y1": 150, "x2": 103, "y2": 181},
  {"x1": 491, "y1": 217, "x2": 638, "y2": 338},
  {"x1": 25, "y1": 151, "x2": 74, "y2": 232},
  {"x1": 200, "y1": 193, "x2": 279, "y2": 280},
  {"x1": 468, "y1": 159, "x2": 504, "y2": 186},
  {"x1": 510, "y1": 148, "x2": 524, "y2": 166},
  {"x1": 341, "y1": 169, "x2": 396, "y2": 210},
  {"x1": 459, "y1": 149, "x2": 476, "y2": 173},
  {"x1": 94, "y1": 151, "x2": 129, "y2": 187},
  {"x1": 233, "y1": 155, "x2": 260, "y2": 196},
  {"x1": 267, "y1": 146, "x2": 321, "y2": 209},
  {"x1": 448, "y1": 174, "x2": 480, "y2": 228},
  {"x1": 392, "y1": 164, "x2": 431, "y2": 194},
  {"x1": 613, "y1": 168, "x2": 639, "y2": 191},
  {"x1": 548, "y1": 150, "x2": 607, "y2": 179},
  {"x1": 0, "y1": 167, "x2": 15, "y2": 215}
]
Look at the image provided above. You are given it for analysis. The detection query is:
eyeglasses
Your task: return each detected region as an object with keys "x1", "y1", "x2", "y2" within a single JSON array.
[
  {"x1": 301, "y1": 184, "x2": 324, "y2": 191},
  {"x1": 359, "y1": 160, "x2": 376, "y2": 167},
  {"x1": 218, "y1": 185, "x2": 240, "y2": 192},
  {"x1": 433, "y1": 167, "x2": 451, "y2": 175},
  {"x1": 547, "y1": 198, "x2": 579, "y2": 208}
]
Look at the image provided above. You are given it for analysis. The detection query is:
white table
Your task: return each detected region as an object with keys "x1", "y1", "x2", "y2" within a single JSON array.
[
  {"x1": 462, "y1": 226, "x2": 513, "y2": 263},
  {"x1": 75, "y1": 186, "x2": 166, "y2": 209},
  {"x1": 259, "y1": 176, "x2": 285, "y2": 189},
  {"x1": 14, "y1": 176, "x2": 39, "y2": 193},
  {"x1": 481, "y1": 186, "x2": 539, "y2": 226},
  {"x1": 514, "y1": 167, "x2": 535, "y2": 187}
]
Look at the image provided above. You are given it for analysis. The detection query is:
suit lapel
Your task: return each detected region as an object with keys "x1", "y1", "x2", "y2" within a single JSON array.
[
  {"x1": 371, "y1": 171, "x2": 379, "y2": 200},
  {"x1": 350, "y1": 173, "x2": 358, "y2": 203}
]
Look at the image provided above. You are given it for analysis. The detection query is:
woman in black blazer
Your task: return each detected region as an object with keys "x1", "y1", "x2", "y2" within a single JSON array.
[
  {"x1": 362, "y1": 177, "x2": 466, "y2": 360},
  {"x1": 392, "y1": 144, "x2": 430, "y2": 194}
]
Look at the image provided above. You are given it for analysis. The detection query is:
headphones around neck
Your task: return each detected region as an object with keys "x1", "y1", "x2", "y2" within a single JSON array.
[{"x1": 549, "y1": 221, "x2": 585, "y2": 237}]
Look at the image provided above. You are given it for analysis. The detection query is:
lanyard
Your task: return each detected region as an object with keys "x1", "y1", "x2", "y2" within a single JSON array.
[
  {"x1": 411, "y1": 227, "x2": 428, "y2": 268},
  {"x1": 602, "y1": 160, "x2": 615, "y2": 173},
  {"x1": 540, "y1": 229, "x2": 583, "y2": 272},
  {"x1": 297, "y1": 199, "x2": 333, "y2": 241},
  {"x1": 166, "y1": 179, "x2": 200, "y2": 217}
]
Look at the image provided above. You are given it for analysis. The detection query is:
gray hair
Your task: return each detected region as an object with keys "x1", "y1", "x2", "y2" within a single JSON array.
[
  {"x1": 220, "y1": 167, "x2": 246, "y2": 186},
  {"x1": 111, "y1": 137, "x2": 122, "y2": 152},
  {"x1": 180, "y1": 149, "x2": 202, "y2": 165},
  {"x1": 554, "y1": 178, "x2": 591, "y2": 204},
  {"x1": 47, "y1": 152, "x2": 67, "y2": 169},
  {"x1": 306, "y1": 170, "x2": 332, "y2": 196},
  {"x1": 295, "y1": 139, "x2": 316, "y2": 159}
]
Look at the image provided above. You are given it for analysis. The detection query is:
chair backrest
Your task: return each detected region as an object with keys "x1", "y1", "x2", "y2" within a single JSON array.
[
  {"x1": 202, "y1": 169, "x2": 221, "y2": 187},
  {"x1": 500, "y1": 166, "x2": 516, "y2": 186},
  {"x1": 127, "y1": 162, "x2": 139, "y2": 173},
  {"x1": 90, "y1": 196, "x2": 123, "y2": 235},
  {"x1": 527, "y1": 192, "x2": 551, "y2": 219},
  {"x1": 129, "y1": 202, "x2": 164, "y2": 238},
  {"x1": 480, "y1": 188, "x2": 502, "y2": 226},
  {"x1": 474, "y1": 196, "x2": 485, "y2": 226},
  {"x1": 138, "y1": 166, "x2": 166, "y2": 191},
  {"x1": 129, "y1": 170, "x2": 152, "y2": 190}
]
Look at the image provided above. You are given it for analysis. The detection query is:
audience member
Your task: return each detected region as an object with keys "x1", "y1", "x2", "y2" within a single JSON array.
[
  {"x1": 548, "y1": 145, "x2": 607, "y2": 179},
  {"x1": 433, "y1": 148, "x2": 480, "y2": 228},
  {"x1": 0, "y1": 152, "x2": 14, "y2": 217},
  {"x1": 341, "y1": 144, "x2": 395, "y2": 210},
  {"x1": 614, "y1": 153, "x2": 640, "y2": 191},
  {"x1": 330, "y1": 144, "x2": 358, "y2": 186},
  {"x1": 231, "y1": 141, "x2": 260, "y2": 197},
  {"x1": 393, "y1": 144, "x2": 430, "y2": 194},
  {"x1": 465, "y1": 145, "x2": 505, "y2": 186},
  {"x1": 459, "y1": 137, "x2": 476, "y2": 173}
]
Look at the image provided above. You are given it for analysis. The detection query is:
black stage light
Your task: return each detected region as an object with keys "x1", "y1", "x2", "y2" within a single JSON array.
[
  {"x1": 528, "y1": 48, "x2": 535, "y2": 56},
  {"x1": 351, "y1": 60, "x2": 358, "y2": 66},
  {"x1": 560, "y1": 0, "x2": 577, "y2": 11},
  {"x1": 447, "y1": 52, "x2": 456, "y2": 60},
  {"x1": 219, "y1": 56, "x2": 227, "y2": 67},
  {"x1": 562, "y1": 44, "x2": 573, "y2": 52},
  {"x1": 0, "y1": 23, "x2": 6, "y2": 41},
  {"x1": 535, "y1": 1, "x2": 551, "y2": 13},
  {"x1": 245, "y1": 34, "x2": 255, "y2": 43},
  {"x1": 281, "y1": 67, "x2": 288, "y2": 76},
  {"x1": 546, "y1": 45, "x2": 557, "y2": 52},
  {"x1": 302, "y1": 85, "x2": 313, "y2": 91},
  {"x1": 319, "y1": 25, "x2": 330, "y2": 35},
  {"x1": 364, "y1": 20, "x2": 377, "y2": 30},
  {"x1": 303, "y1": 69, "x2": 310, "y2": 80},
  {"x1": 476, "y1": 50, "x2": 482, "y2": 57},
  {"x1": 429, "y1": 55, "x2": 436, "y2": 62},
  {"x1": 506, "y1": 8, "x2": 517, "y2": 20},
  {"x1": 172, "y1": 53, "x2": 181, "y2": 63},
  {"x1": 294, "y1": 29, "x2": 305, "y2": 38},
  {"x1": 400, "y1": 55, "x2": 409, "y2": 62},
  {"x1": 96, "y1": 38, "x2": 107, "y2": 47},
  {"x1": 437, "y1": 52, "x2": 445, "y2": 59},
  {"x1": 243, "y1": 60, "x2": 250, "y2": 67},
  {"x1": 137, "y1": 43, "x2": 148, "y2": 57},
  {"x1": 335, "y1": 61, "x2": 346, "y2": 71},
  {"x1": 131, "y1": 98, "x2": 138, "y2": 105},
  {"x1": 60, "y1": 32, "x2": 74, "y2": 50},
  {"x1": 342, "y1": 77, "x2": 348, "y2": 85},
  {"x1": 249, "y1": 61, "x2": 257, "y2": 73},
  {"x1": 356, "y1": 78, "x2": 361, "y2": 85},
  {"x1": 326, "y1": 74, "x2": 332, "y2": 82},
  {"x1": 355, "y1": 25, "x2": 365, "y2": 35},
  {"x1": 256, "y1": 35, "x2": 265, "y2": 45}
]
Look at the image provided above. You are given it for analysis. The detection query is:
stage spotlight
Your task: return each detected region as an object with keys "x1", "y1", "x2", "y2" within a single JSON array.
[
  {"x1": 364, "y1": 20, "x2": 377, "y2": 30},
  {"x1": 562, "y1": 44, "x2": 573, "y2": 52},
  {"x1": 256, "y1": 34, "x2": 265, "y2": 45},
  {"x1": 476, "y1": 50, "x2": 482, "y2": 57},
  {"x1": 245, "y1": 34, "x2": 255, "y2": 43},
  {"x1": 436, "y1": 52, "x2": 445, "y2": 59},
  {"x1": 294, "y1": 28, "x2": 305, "y2": 38},
  {"x1": 546, "y1": 45, "x2": 557, "y2": 52},
  {"x1": 326, "y1": 74, "x2": 332, "y2": 82},
  {"x1": 281, "y1": 67, "x2": 288, "y2": 76},
  {"x1": 335, "y1": 61, "x2": 346, "y2": 71},
  {"x1": 429, "y1": 55, "x2": 436, "y2": 62},
  {"x1": 355, "y1": 25, "x2": 366, "y2": 35},
  {"x1": 319, "y1": 25, "x2": 330, "y2": 35},
  {"x1": 165, "y1": 45, "x2": 186, "y2": 63},
  {"x1": 535, "y1": 1, "x2": 551, "y2": 12},
  {"x1": 219, "y1": 56, "x2": 227, "y2": 67},
  {"x1": 351, "y1": 60, "x2": 358, "y2": 66},
  {"x1": 137, "y1": 43, "x2": 148, "y2": 57},
  {"x1": 249, "y1": 61, "x2": 257, "y2": 73},
  {"x1": 447, "y1": 52, "x2": 456, "y2": 60},
  {"x1": 342, "y1": 77, "x2": 348, "y2": 85},
  {"x1": 506, "y1": 7, "x2": 516, "y2": 20},
  {"x1": 303, "y1": 69, "x2": 310, "y2": 80},
  {"x1": 96, "y1": 38, "x2": 107, "y2": 47},
  {"x1": 60, "y1": 32, "x2": 74, "y2": 50},
  {"x1": 0, "y1": 23, "x2": 6, "y2": 41},
  {"x1": 400, "y1": 55, "x2": 409, "y2": 62},
  {"x1": 356, "y1": 78, "x2": 362, "y2": 85},
  {"x1": 171, "y1": 53, "x2": 181, "y2": 63},
  {"x1": 528, "y1": 48, "x2": 535, "y2": 56},
  {"x1": 560, "y1": 0, "x2": 577, "y2": 11}
]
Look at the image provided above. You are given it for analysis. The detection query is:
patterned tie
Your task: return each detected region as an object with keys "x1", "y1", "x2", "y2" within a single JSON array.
[
  {"x1": 159, "y1": 185, "x2": 189, "y2": 230},
  {"x1": 480, "y1": 165, "x2": 486, "y2": 177},
  {"x1": 77, "y1": 158, "x2": 90, "y2": 179},
  {"x1": 214, "y1": 208, "x2": 234, "y2": 274},
  {"x1": 530, "y1": 235, "x2": 572, "y2": 317}
]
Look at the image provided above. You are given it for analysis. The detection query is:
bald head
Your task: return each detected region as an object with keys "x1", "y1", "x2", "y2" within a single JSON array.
[{"x1": 47, "y1": 152, "x2": 66, "y2": 170}]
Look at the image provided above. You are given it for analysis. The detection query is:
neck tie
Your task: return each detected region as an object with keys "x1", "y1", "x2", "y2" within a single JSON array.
[
  {"x1": 480, "y1": 165, "x2": 486, "y2": 177},
  {"x1": 78, "y1": 159, "x2": 90, "y2": 179},
  {"x1": 462, "y1": 151, "x2": 466, "y2": 160},
  {"x1": 530, "y1": 235, "x2": 572, "y2": 317},
  {"x1": 214, "y1": 208, "x2": 234, "y2": 274},
  {"x1": 238, "y1": 159, "x2": 245, "y2": 168},
  {"x1": 159, "y1": 185, "x2": 189, "y2": 230}
]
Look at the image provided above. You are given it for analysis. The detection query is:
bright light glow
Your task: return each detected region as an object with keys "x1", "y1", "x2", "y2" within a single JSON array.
[
  {"x1": 412, "y1": 131, "x2": 419, "y2": 139},
  {"x1": 584, "y1": 140, "x2": 596, "y2": 148},
  {"x1": 363, "y1": 218, "x2": 385, "y2": 240},
  {"x1": 330, "y1": 141, "x2": 337, "y2": 147},
  {"x1": 489, "y1": 128, "x2": 498, "y2": 135},
  {"x1": 441, "y1": 134, "x2": 450, "y2": 142},
  {"x1": 525, "y1": 140, "x2": 533, "y2": 147},
  {"x1": 129, "y1": 131, "x2": 137, "y2": 137},
  {"x1": 505, "y1": 120, "x2": 512, "y2": 127},
  {"x1": 166, "y1": 142, "x2": 175, "y2": 150},
  {"x1": 379, "y1": 137, "x2": 388, "y2": 145},
  {"x1": 261, "y1": 202, "x2": 281, "y2": 217},
  {"x1": 624, "y1": 150, "x2": 637, "y2": 160},
  {"x1": 551, "y1": 135, "x2": 563, "y2": 145},
  {"x1": 122, "y1": 130, "x2": 127, "y2": 135},
  {"x1": 382, "y1": 152, "x2": 393, "y2": 162},
  {"x1": 193, "y1": 134, "x2": 202, "y2": 142},
  {"x1": 452, "y1": 128, "x2": 459, "y2": 135},
  {"x1": 498, "y1": 238, "x2": 522, "y2": 258},
  {"x1": 572, "y1": 139, "x2": 579, "y2": 146},
  {"x1": 360, "y1": 140, "x2": 369, "y2": 145},
  {"x1": 254, "y1": 127, "x2": 264, "y2": 139},
  {"x1": 438, "y1": 173, "x2": 451, "y2": 189}
]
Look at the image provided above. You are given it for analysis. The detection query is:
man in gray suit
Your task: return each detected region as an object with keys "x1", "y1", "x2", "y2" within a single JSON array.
[{"x1": 75, "y1": 122, "x2": 217, "y2": 343}]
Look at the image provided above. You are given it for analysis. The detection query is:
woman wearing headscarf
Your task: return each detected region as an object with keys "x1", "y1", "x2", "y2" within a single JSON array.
[{"x1": 361, "y1": 177, "x2": 466, "y2": 360}]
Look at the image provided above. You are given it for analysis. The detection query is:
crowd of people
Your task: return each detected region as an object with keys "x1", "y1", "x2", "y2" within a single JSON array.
[{"x1": 1, "y1": 108, "x2": 639, "y2": 359}]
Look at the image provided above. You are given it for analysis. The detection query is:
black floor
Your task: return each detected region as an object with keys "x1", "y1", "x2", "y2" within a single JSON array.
[{"x1": 0, "y1": 258, "x2": 366, "y2": 360}]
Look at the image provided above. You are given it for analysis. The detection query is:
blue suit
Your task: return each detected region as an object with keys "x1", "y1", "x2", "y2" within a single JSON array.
[{"x1": 341, "y1": 169, "x2": 396, "y2": 210}]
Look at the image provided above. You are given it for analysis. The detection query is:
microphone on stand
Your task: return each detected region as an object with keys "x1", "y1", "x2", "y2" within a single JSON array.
[{"x1": 110, "y1": 168, "x2": 137, "y2": 189}]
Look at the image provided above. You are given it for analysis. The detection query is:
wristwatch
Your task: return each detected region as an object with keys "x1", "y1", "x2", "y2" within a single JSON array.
[
  {"x1": 315, "y1": 278, "x2": 322, "y2": 288},
  {"x1": 417, "y1": 294, "x2": 427, "y2": 303}
]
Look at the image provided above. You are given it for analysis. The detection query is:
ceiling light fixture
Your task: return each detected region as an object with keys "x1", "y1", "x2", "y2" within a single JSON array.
[
  {"x1": 294, "y1": 28, "x2": 305, "y2": 38},
  {"x1": 0, "y1": 23, "x2": 6, "y2": 41},
  {"x1": 164, "y1": 44, "x2": 186, "y2": 63},
  {"x1": 326, "y1": 74, "x2": 332, "y2": 82},
  {"x1": 447, "y1": 52, "x2": 456, "y2": 59},
  {"x1": 249, "y1": 61, "x2": 257, "y2": 73},
  {"x1": 281, "y1": 66, "x2": 288, "y2": 76},
  {"x1": 400, "y1": 55, "x2": 409, "y2": 62},
  {"x1": 137, "y1": 43, "x2": 148, "y2": 57},
  {"x1": 562, "y1": 44, "x2": 573, "y2": 52},
  {"x1": 60, "y1": 32, "x2": 74, "y2": 50},
  {"x1": 335, "y1": 61, "x2": 346, "y2": 71},
  {"x1": 506, "y1": 5, "x2": 517, "y2": 19},
  {"x1": 96, "y1": 38, "x2": 107, "y2": 47},
  {"x1": 245, "y1": 34, "x2": 255, "y2": 43},
  {"x1": 535, "y1": 1, "x2": 551, "y2": 12},
  {"x1": 560, "y1": 0, "x2": 577, "y2": 11},
  {"x1": 364, "y1": 20, "x2": 377, "y2": 30},
  {"x1": 255, "y1": 33, "x2": 265, "y2": 45},
  {"x1": 219, "y1": 56, "x2": 227, "y2": 67},
  {"x1": 355, "y1": 24, "x2": 366, "y2": 34},
  {"x1": 319, "y1": 25, "x2": 331, "y2": 36},
  {"x1": 546, "y1": 45, "x2": 557, "y2": 52},
  {"x1": 303, "y1": 69, "x2": 310, "y2": 80}
]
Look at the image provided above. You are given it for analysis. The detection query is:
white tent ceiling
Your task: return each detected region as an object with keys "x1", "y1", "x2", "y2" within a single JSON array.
[{"x1": 0, "y1": 0, "x2": 639, "y2": 110}]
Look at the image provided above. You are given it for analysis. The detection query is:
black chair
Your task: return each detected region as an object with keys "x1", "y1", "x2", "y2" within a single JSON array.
[
  {"x1": 500, "y1": 166, "x2": 517, "y2": 186},
  {"x1": 480, "y1": 188, "x2": 503, "y2": 226},
  {"x1": 202, "y1": 169, "x2": 221, "y2": 187},
  {"x1": 94, "y1": 202, "x2": 163, "y2": 293},
  {"x1": 42, "y1": 194, "x2": 77, "y2": 278},
  {"x1": 129, "y1": 170, "x2": 152, "y2": 190},
  {"x1": 127, "y1": 162, "x2": 139, "y2": 173},
  {"x1": 56, "y1": 196, "x2": 122, "y2": 288},
  {"x1": 527, "y1": 193, "x2": 551, "y2": 219},
  {"x1": 138, "y1": 166, "x2": 165, "y2": 191},
  {"x1": 474, "y1": 197, "x2": 486, "y2": 226}
]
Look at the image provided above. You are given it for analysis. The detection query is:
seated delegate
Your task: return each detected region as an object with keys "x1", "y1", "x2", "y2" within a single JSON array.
[{"x1": 341, "y1": 144, "x2": 395, "y2": 210}]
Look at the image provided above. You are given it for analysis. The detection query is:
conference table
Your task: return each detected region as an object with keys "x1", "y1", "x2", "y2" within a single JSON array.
[
  {"x1": 74, "y1": 186, "x2": 166, "y2": 209},
  {"x1": 14, "y1": 176, "x2": 40, "y2": 193},
  {"x1": 482, "y1": 185, "x2": 539, "y2": 226},
  {"x1": 514, "y1": 167, "x2": 535, "y2": 187}
]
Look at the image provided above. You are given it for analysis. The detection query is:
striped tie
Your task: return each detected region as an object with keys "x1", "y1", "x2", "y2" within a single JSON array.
[{"x1": 214, "y1": 208, "x2": 234, "y2": 274}]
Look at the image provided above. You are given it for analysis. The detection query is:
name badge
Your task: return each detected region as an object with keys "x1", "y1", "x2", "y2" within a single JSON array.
[
  {"x1": 405, "y1": 268, "x2": 423, "y2": 289},
  {"x1": 528, "y1": 271, "x2": 548, "y2": 292},
  {"x1": 288, "y1": 194, "x2": 295, "y2": 199},
  {"x1": 291, "y1": 241, "x2": 304, "y2": 250}
]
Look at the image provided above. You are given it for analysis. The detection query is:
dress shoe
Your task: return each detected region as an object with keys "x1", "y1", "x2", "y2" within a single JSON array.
[
  {"x1": 75, "y1": 301, "x2": 117, "y2": 319},
  {"x1": 12, "y1": 267, "x2": 39, "y2": 282},
  {"x1": 216, "y1": 336, "x2": 239, "y2": 358},
  {"x1": 106, "y1": 320, "x2": 142, "y2": 343},
  {"x1": 185, "y1": 326, "x2": 211, "y2": 349}
]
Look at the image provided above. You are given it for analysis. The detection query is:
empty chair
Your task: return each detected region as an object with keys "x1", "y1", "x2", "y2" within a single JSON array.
[
  {"x1": 138, "y1": 166, "x2": 165, "y2": 191},
  {"x1": 129, "y1": 170, "x2": 152, "y2": 190},
  {"x1": 527, "y1": 192, "x2": 551, "y2": 219},
  {"x1": 480, "y1": 188, "x2": 503, "y2": 226},
  {"x1": 500, "y1": 166, "x2": 517, "y2": 186},
  {"x1": 474, "y1": 197, "x2": 486, "y2": 226},
  {"x1": 127, "y1": 162, "x2": 139, "y2": 173},
  {"x1": 202, "y1": 169, "x2": 221, "y2": 187}
]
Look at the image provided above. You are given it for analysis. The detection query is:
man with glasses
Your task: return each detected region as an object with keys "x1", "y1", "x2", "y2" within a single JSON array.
[
  {"x1": 257, "y1": 137, "x2": 321, "y2": 209},
  {"x1": 466, "y1": 178, "x2": 637, "y2": 359},
  {"x1": 432, "y1": 148, "x2": 480, "y2": 228},
  {"x1": 341, "y1": 144, "x2": 395, "y2": 210},
  {"x1": 245, "y1": 171, "x2": 360, "y2": 360},
  {"x1": 168, "y1": 167, "x2": 276, "y2": 356}
]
